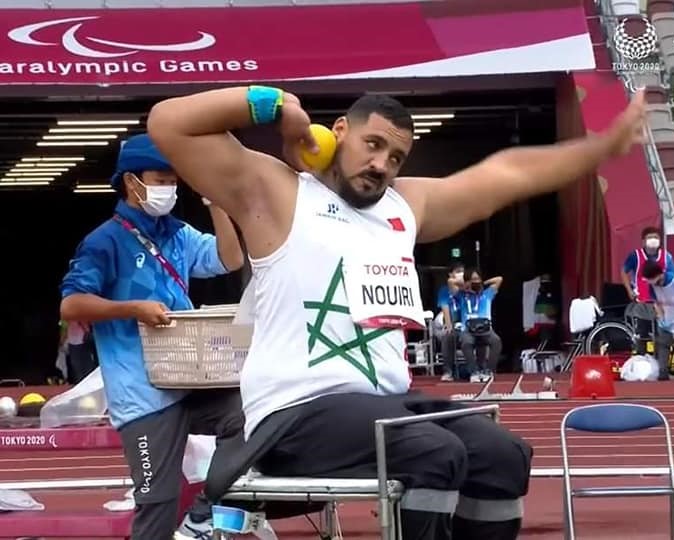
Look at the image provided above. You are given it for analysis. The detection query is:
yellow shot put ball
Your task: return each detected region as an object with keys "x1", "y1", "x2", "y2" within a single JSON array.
[
  {"x1": 19, "y1": 392, "x2": 46, "y2": 406},
  {"x1": 300, "y1": 124, "x2": 337, "y2": 172}
]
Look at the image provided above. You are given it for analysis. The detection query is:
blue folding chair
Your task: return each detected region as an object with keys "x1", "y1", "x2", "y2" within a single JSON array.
[{"x1": 561, "y1": 403, "x2": 674, "y2": 540}]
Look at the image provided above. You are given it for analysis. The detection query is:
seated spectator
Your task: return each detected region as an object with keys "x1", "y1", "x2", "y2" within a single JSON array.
[
  {"x1": 436, "y1": 262, "x2": 464, "y2": 382},
  {"x1": 452, "y1": 269, "x2": 503, "y2": 382}
]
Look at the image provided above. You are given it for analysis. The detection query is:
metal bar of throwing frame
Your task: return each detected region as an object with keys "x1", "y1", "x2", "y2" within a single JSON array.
[{"x1": 374, "y1": 404, "x2": 500, "y2": 540}]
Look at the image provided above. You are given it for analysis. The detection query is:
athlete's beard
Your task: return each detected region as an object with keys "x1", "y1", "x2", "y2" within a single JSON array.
[{"x1": 333, "y1": 150, "x2": 387, "y2": 209}]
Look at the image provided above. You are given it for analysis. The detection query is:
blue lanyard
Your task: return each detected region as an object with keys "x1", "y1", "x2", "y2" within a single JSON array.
[{"x1": 465, "y1": 293, "x2": 480, "y2": 315}]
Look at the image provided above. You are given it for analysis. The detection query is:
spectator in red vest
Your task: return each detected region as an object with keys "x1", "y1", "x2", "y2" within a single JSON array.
[
  {"x1": 622, "y1": 227, "x2": 673, "y2": 302},
  {"x1": 621, "y1": 226, "x2": 674, "y2": 354}
]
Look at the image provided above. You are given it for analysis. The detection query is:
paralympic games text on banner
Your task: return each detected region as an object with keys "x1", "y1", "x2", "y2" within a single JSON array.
[
  {"x1": 0, "y1": 5, "x2": 595, "y2": 85},
  {"x1": 0, "y1": 59, "x2": 258, "y2": 78}
]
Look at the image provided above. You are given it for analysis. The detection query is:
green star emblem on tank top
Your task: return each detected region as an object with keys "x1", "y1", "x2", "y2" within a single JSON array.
[{"x1": 303, "y1": 258, "x2": 394, "y2": 388}]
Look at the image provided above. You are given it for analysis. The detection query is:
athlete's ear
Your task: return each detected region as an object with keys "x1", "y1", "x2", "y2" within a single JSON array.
[{"x1": 333, "y1": 116, "x2": 348, "y2": 142}]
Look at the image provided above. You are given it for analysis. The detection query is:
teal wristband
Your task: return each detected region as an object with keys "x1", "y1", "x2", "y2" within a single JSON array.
[{"x1": 247, "y1": 85, "x2": 283, "y2": 125}]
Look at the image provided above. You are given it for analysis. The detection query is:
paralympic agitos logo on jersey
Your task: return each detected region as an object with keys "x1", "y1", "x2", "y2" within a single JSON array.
[{"x1": 0, "y1": 16, "x2": 258, "y2": 78}]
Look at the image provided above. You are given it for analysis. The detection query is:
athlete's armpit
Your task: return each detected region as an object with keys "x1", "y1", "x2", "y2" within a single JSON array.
[{"x1": 148, "y1": 122, "x2": 298, "y2": 259}]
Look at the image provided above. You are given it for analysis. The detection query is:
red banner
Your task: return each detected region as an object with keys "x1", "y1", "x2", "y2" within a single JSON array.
[
  {"x1": 573, "y1": 71, "x2": 662, "y2": 283},
  {"x1": 0, "y1": 5, "x2": 593, "y2": 85}
]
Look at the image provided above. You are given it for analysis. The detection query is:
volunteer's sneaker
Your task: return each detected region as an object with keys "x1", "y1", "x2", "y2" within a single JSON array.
[
  {"x1": 174, "y1": 514, "x2": 213, "y2": 540},
  {"x1": 482, "y1": 369, "x2": 494, "y2": 380},
  {"x1": 440, "y1": 373, "x2": 454, "y2": 382},
  {"x1": 469, "y1": 372, "x2": 482, "y2": 383}
]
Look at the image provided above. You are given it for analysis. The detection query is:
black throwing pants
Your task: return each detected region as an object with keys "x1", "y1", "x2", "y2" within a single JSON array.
[{"x1": 255, "y1": 392, "x2": 532, "y2": 540}]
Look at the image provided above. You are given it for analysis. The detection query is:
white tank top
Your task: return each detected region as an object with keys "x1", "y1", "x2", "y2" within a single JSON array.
[{"x1": 241, "y1": 173, "x2": 420, "y2": 438}]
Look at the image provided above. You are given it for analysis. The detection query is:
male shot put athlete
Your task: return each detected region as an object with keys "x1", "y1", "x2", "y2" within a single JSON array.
[{"x1": 146, "y1": 86, "x2": 645, "y2": 539}]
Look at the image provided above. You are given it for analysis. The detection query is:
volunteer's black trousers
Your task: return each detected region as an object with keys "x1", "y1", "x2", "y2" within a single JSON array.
[
  {"x1": 255, "y1": 392, "x2": 533, "y2": 540},
  {"x1": 119, "y1": 388, "x2": 243, "y2": 540}
]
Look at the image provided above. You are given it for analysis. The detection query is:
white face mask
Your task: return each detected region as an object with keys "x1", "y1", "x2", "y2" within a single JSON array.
[
  {"x1": 645, "y1": 237, "x2": 660, "y2": 250},
  {"x1": 132, "y1": 175, "x2": 177, "y2": 217}
]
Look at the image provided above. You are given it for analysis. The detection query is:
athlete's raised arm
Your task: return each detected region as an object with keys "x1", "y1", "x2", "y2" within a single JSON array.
[
  {"x1": 147, "y1": 86, "x2": 317, "y2": 257},
  {"x1": 395, "y1": 90, "x2": 646, "y2": 243}
]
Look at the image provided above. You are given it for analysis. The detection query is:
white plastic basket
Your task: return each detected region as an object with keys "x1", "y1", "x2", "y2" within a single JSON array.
[{"x1": 139, "y1": 306, "x2": 252, "y2": 389}]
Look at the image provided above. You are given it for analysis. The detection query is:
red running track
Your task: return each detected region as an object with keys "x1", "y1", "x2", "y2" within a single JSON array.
[
  {"x1": 3, "y1": 377, "x2": 674, "y2": 538},
  {"x1": 5, "y1": 399, "x2": 674, "y2": 482}
]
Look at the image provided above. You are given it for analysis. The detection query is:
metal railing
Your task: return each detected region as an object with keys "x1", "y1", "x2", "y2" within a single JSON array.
[
  {"x1": 596, "y1": 0, "x2": 674, "y2": 224},
  {"x1": 643, "y1": 115, "x2": 674, "y2": 224}
]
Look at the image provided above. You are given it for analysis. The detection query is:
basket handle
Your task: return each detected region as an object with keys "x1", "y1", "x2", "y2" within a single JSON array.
[
  {"x1": 156, "y1": 320, "x2": 178, "y2": 328},
  {"x1": 165, "y1": 311, "x2": 235, "y2": 319}
]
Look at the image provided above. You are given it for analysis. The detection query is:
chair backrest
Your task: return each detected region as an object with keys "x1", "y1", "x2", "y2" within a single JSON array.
[
  {"x1": 560, "y1": 403, "x2": 674, "y2": 489},
  {"x1": 563, "y1": 403, "x2": 666, "y2": 433}
]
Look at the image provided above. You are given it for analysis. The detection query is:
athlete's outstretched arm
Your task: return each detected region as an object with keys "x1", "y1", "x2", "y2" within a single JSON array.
[
  {"x1": 396, "y1": 90, "x2": 646, "y2": 243},
  {"x1": 147, "y1": 87, "x2": 316, "y2": 257}
]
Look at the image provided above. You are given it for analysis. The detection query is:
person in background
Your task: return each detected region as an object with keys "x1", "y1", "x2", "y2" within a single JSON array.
[
  {"x1": 52, "y1": 321, "x2": 70, "y2": 385},
  {"x1": 531, "y1": 274, "x2": 559, "y2": 347},
  {"x1": 59, "y1": 319, "x2": 98, "y2": 384},
  {"x1": 621, "y1": 226, "x2": 674, "y2": 354},
  {"x1": 641, "y1": 259, "x2": 674, "y2": 380},
  {"x1": 452, "y1": 269, "x2": 503, "y2": 382},
  {"x1": 435, "y1": 262, "x2": 464, "y2": 382},
  {"x1": 59, "y1": 133, "x2": 245, "y2": 540}
]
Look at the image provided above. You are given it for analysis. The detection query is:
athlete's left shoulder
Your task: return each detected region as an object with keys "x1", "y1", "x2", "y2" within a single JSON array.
[
  {"x1": 374, "y1": 182, "x2": 415, "y2": 232},
  {"x1": 391, "y1": 177, "x2": 429, "y2": 228},
  {"x1": 391, "y1": 177, "x2": 422, "y2": 204}
]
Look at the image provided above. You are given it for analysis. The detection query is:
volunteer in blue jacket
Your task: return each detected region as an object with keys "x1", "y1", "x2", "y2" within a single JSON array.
[
  {"x1": 436, "y1": 262, "x2": 464, "y2": 381},
  {"x1": 451, "y1": 268, "x2": 503, "y2": 383},
  {"x1": 60, "y1": 133, "x2": 245, "y2": 540}
]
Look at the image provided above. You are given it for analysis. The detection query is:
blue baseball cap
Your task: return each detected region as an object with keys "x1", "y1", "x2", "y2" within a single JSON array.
[{"x1": 110, "y1": 133, "x2": 173, "y2": 190}]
